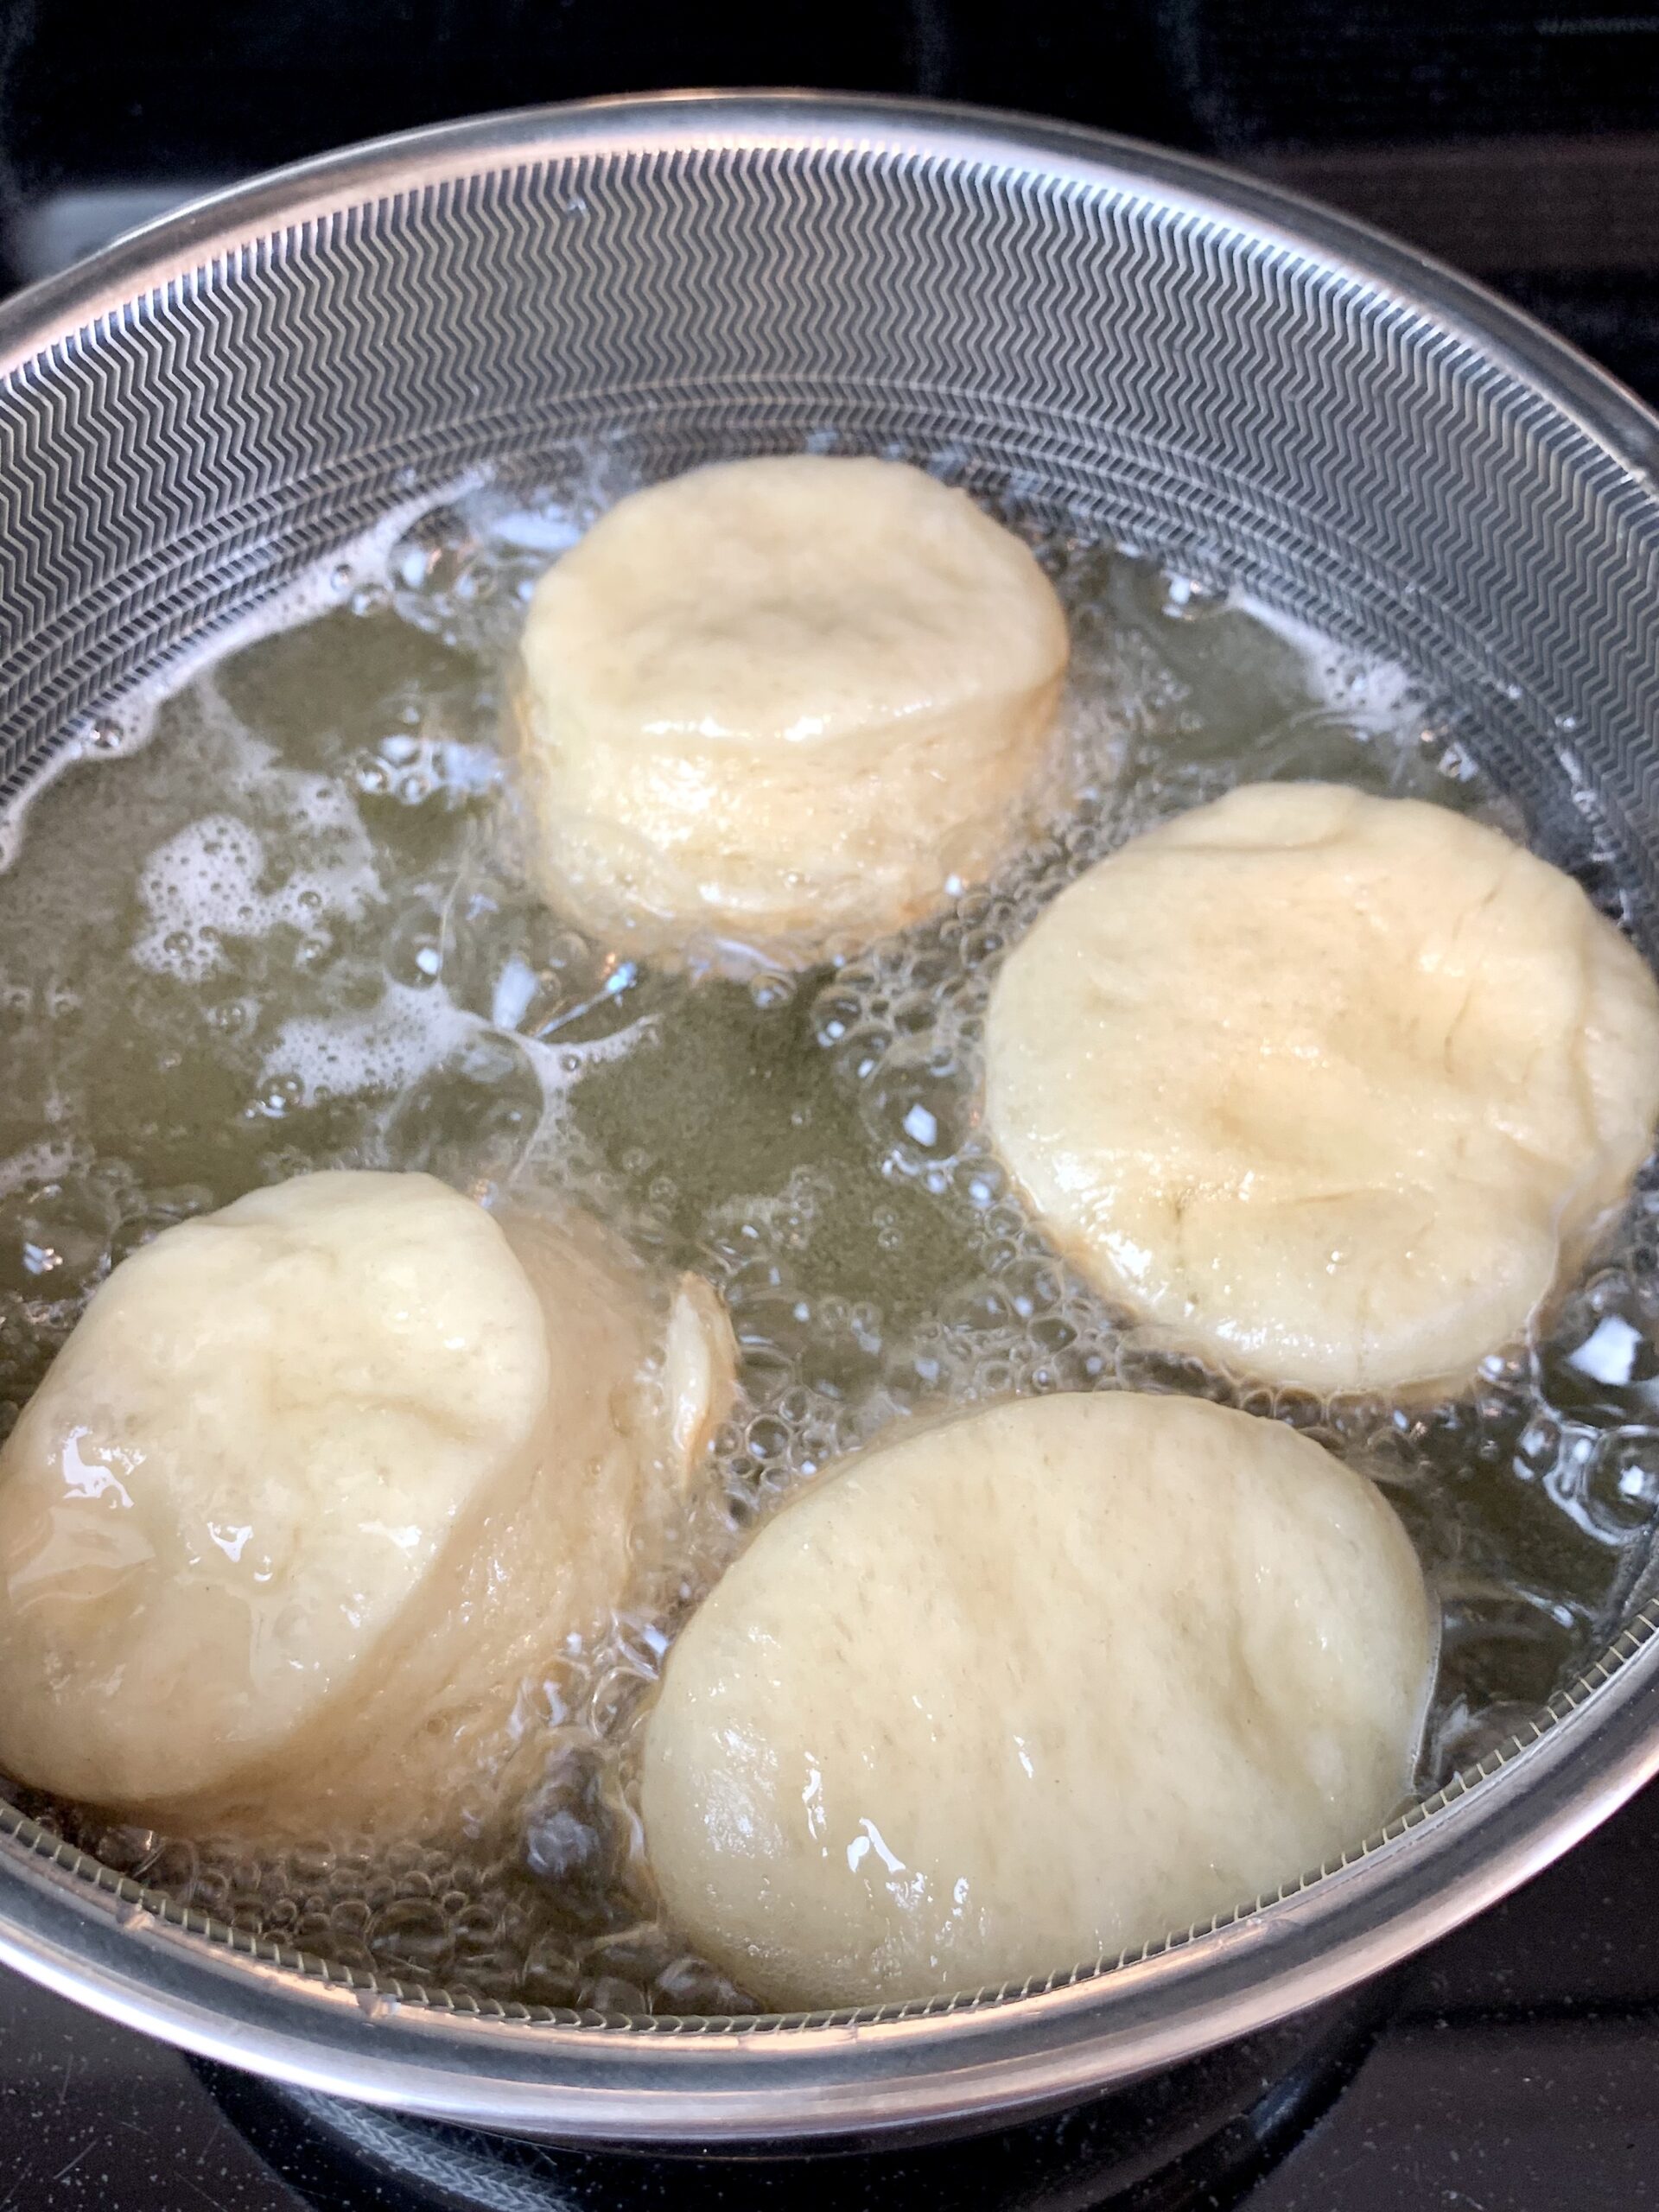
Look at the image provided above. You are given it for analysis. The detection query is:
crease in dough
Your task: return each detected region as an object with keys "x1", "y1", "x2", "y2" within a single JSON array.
[
  {"x1": 983, "y1": 782, "x2": 1659, "y2": 1396},
  {"x1": 0, "y1": 1169, "x2": 736, "y2": 1840}
]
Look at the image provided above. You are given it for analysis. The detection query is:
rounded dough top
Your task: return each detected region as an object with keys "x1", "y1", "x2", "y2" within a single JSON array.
[
  {"x1": 640, "y1": 1389, "x2": 1433, "y2": 2013},
  {"x1": 984, "y1": 783, "x2": 1659, "y2": 1395},
  {"x1": 514, "y1": 455, "x2": 1070, "y2": 961},
  {"x1": 522, "y1": 454, "x2": 1065, "y2": 751},
  {"x1": 0, "y1": 1171, "x2": 552, "y2": 1809}
]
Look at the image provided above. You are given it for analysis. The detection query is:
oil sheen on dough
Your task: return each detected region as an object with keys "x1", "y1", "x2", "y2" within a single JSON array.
[
  {"x1": 0, "y1": 1171, "x2": 734, "y2": 1837},
  {"x1": 640, "y1": 1389, "x2": 1433, "y2": 2012}
]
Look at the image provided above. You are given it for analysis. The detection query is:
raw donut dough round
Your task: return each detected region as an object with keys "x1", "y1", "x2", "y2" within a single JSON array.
[
  {"x1": 984, "y1": 783, "x2": 1659, "y2": 1396},
  {"x1": 512, "y1": 454, "x2": 1070, "y2": 964},
  {"x1": 640, "y1": 1390, "x2": 1432, "y2": 2012},
  {"x1": 0, "y1": 1171, "x2": 734, "y2": 1836}
]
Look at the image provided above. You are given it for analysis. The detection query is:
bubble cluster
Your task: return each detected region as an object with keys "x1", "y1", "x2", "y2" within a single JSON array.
[
  {"x1": 0, "y1": 467, "x2": 1651, "y2": 2014},
  {"x1": 133, "y1": 779, "x2": 379, "y2": 988}
]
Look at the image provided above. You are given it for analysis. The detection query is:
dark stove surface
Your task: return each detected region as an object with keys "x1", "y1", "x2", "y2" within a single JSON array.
[{"x1": 3, "y1": 10, "x2": 1659, "y2": 2204}]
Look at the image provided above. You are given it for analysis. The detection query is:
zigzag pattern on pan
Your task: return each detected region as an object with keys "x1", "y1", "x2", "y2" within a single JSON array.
[{"x1": 1, "y1": 143, "x2": 1658, "y2": 918}]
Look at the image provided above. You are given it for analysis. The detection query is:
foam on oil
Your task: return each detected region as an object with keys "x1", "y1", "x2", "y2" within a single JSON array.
[{"x1": 1, "y1": 463, "x2": 1656, "y2": 2014}]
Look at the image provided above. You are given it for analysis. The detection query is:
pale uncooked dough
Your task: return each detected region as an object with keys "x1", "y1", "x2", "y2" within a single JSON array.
[
  {"x1": 984, "y1": 783, "x2": 1659, "y2": 1396},
  {"x1": 0, "y1": 1171, "x2": 734, "y2": 1835},
  {"x1": 512, "y1": 454, "x2": 1071, "y2": 964},
  {"x1": 640, "y1": 1390, "x2": 1433, "y2": 2012},
  {"x1": 664, "y1": 1273, "x2": 739, "y2": 1475}
]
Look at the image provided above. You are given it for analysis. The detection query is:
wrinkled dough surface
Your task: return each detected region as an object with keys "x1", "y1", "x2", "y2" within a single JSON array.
[
  {"x1": 984, "y1": 783, "x2": 1659, "y2": 1395},
  {"x1": 641, "y1": 1390, "x2": 1433, "y2": 2012},
  {"x1": 0, "y1": 1171, "x2": 735, "y2": 1835},
  {"x1": 513, "y1": 454, "x2": 1070, "y2": 963}
]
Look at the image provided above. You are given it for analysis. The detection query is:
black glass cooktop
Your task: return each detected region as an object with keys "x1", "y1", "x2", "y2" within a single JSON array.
[{"x1": 3, "y1": 5, "x2": 1659, "y2": 2203}]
